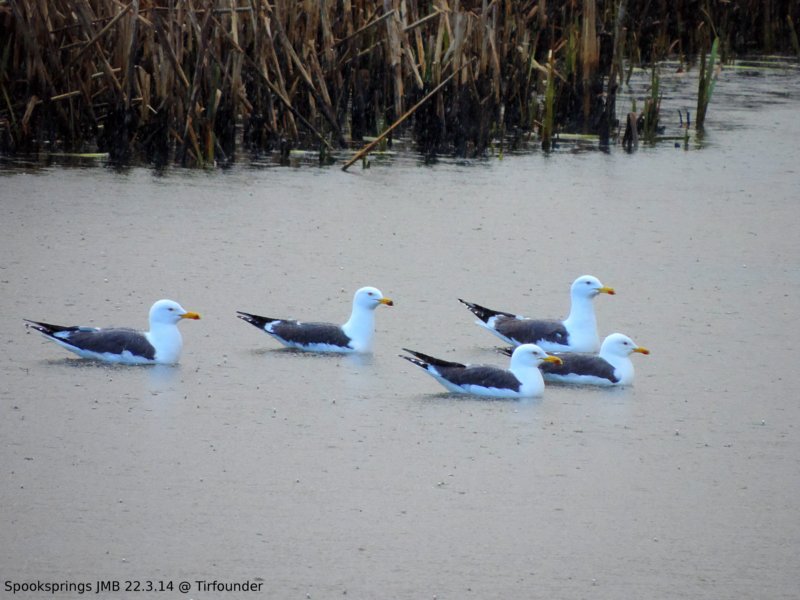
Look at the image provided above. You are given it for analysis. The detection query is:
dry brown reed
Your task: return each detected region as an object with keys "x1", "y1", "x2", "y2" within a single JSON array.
[{"x1": 0, "y1": 1, "x2": 798, "y2": 166}]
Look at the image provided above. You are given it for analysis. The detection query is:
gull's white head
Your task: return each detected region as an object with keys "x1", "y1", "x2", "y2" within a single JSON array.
[
  {"x1": 571, "y1": 275, "x2": 616, "y2": 299},
  {"x1": 600, "y1": 333, "x2": 650, "y2": 358},
  {"x1": 149, "y1": 299, "x2": 201, "y2": 326},
  {"x1": 510, "y1": 343, "x2": 563, "y2": 368},
  {"x1": 353, "y1": 286, "x2": 394, "y2": 311}
]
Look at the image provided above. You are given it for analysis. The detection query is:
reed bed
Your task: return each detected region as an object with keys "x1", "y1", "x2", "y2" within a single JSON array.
[{"x1": 1, "y1": 0, "x2": 798, "y2": 166}]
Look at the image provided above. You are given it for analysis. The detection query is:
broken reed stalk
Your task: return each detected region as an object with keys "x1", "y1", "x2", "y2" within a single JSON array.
[
  {"x1": 65, "y1": 2, "x2": 133, "y2": 69},
  {"x1": 342, "y1": 65, "x2": 460, "y2": 171},
  {"x1": 335, "y1": 8, "x2": 395, "y2": 47}
]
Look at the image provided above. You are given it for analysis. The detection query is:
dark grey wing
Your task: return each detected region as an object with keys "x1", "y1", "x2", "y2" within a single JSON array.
[
  {"x1": 439, "y1": 365, "x2": 522, "y2": 392},
  {"x1": 540, "y1": 354, "x2": 618, "y2": 383},
  {"x1": 60, "y1": 327, "x2": 156, "y2": 360},
  {"x1": 269, "y1": 320, "x2": 352, "y2": 347},
  {"x1": 494, "y1": 317, "x2": 569, "y2": 346}
]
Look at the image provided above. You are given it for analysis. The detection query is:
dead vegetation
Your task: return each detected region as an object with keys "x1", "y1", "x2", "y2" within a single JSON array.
[{"x1": 1, "y1": 1, "x2": 798, "y2": 166}]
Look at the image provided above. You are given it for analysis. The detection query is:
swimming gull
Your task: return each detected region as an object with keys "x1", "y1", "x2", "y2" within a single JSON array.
[
  {"x1": 501, "y1": 333, "x2": 649, "y2": 386},
  {"x1": 459, "y1": 275, "x2": 615, "y2": 352},
  {"x1": 236, "y1": 286, "x2": 393, "y2": 353},
  {"x1": 400, "y1": 343, "x2": 562, "y2": 398},
  {"x1": 25, "y1": 299, "x2": 201, "y2": 365}
]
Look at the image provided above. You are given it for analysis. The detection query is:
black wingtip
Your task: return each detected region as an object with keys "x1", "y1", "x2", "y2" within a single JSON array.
[
  {"x1": 400, "y1": 348, "x2": 466, "y2": 369},
  {"x1": 399, "y1": 353, "x2": 427, "y2": 369},
  {"x1": 400, "y1": 348, "x2": 432, "y2": 361},
  {"x1": 23, "y1": 319, "x2": 65, "y2": 336},
  {"x1": 458, "y1": 298, "x2": 490, "y2": 322},
  {"x1": 24, "y1": 319, "x2": 44, "y2": 334},
  {"x1": 236, "y1": 311, "x2": 275, "y2": 330},
  {"x1": 458, "y1": 299, "x2": 514, "y2": 323}
]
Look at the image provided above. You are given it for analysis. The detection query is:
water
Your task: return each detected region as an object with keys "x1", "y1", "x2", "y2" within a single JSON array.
[{"x1": 2, "y1": 61, "x2": 799, "y2": 599}]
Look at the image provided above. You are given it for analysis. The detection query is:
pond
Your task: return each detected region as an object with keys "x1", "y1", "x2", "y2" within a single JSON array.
[{"x1": 1, "y1": 59, "x2": 799, "y2": 598}]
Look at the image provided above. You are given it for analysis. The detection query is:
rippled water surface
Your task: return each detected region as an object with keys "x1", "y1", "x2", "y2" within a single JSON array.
[{"x1": 2, "y1": 60, "x2": 799, "y2": 599}]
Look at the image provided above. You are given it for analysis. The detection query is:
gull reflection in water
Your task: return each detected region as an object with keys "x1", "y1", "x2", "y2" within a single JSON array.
[{"x1": 147, "y1": 363, "x2": 181, "y2": 396}]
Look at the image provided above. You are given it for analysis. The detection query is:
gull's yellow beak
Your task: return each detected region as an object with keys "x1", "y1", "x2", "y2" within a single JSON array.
[
  {"x1": 599, "y1": 286, "x2": 616, "y2": 295},
  {"x1": 379, "y1": 298, "x2": 394, "y2": 307},
  {"x1": 542, "y1": 355, "x2": 563, "y2": 365},
  {"x1": 180, "y1": 311, "x2": 201, "y2": 320},
  {"x1": 634, "y1": 346, "x2": 650, "y2": 355}
]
